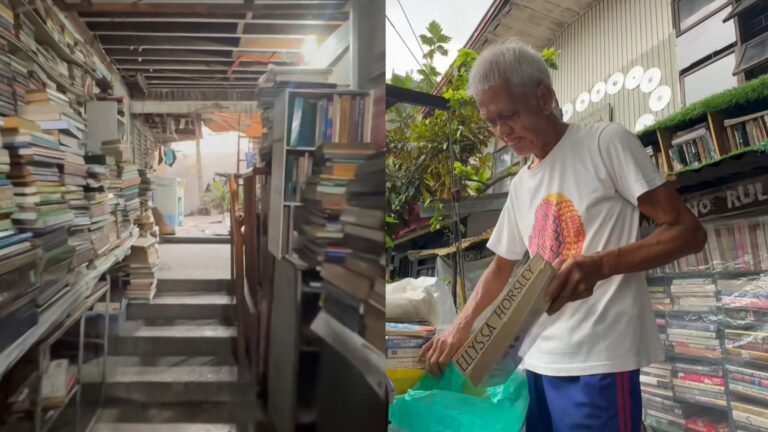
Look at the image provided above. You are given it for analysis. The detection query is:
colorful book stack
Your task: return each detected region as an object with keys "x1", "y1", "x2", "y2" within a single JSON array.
[
  {"x1": 673, "y1": 362, "x2": 727, "y2": 408},
  {"x1": 102, "y1": 140, "x2": 139, "y2": 241},
  {"x1": 84, "y1": 154, "x2": 117, "y2": 260},
  {"x1": 296, "y1": 142, "x2": 377, "y2": 266},
  {"x1": 0, "y1": 0, "x2": 13, "y2": 41},
  {"x1": 724, "y1": 109, "x2": 768, "y2": 152},
  {"x1": 19, "y1": 89, "x2": 87, "y2": 145},
  {"x1": 3, "y1": 122, "x2": 74, "y2": 311},
  {"x1": 668, "y1": 124, "x2": 717, "y2": 171},
  {"x1": 12, "y1": 7, "x2": 35, "y2": 50},
  {"x1": 385, "y1": 323, "x2": 434, "y2": 370},
  {"x1": 640, "y1": 363, "x2": 684, "y2": 431}
]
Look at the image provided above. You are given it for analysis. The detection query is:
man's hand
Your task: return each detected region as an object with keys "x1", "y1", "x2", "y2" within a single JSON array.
[
  {"x1": 545, "y1": 255, "x2": 605, "y2": 315},
  {"x1": 418, "y1": 322, "x2": 471, "y2": 376}
]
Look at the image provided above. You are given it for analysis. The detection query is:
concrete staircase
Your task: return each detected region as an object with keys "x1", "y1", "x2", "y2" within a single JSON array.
[{"x1": 84, "y1": 277, "x2": 269, "y2": 432}]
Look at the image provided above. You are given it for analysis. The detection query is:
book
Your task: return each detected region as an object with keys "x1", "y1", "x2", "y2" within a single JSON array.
[{"x1": 454, "y1": 253, "x2": 555, "y2": 387}]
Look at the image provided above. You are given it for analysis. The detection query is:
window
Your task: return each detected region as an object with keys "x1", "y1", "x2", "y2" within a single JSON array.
[
  {"x1": 735, "y1": 33, "x2": 768, "y2": 75},
  {"x1": 676, "y1": 0, "x2": 730, "y2": 33},
  {"x1": 489, "y1": 138, "x2": 520, "y2": 194},
  {"x1": 730, "y1": 0, "x2": 768, "y2": 80},
  {"x1": 682, "y1": 52, "x2": 739, "y2": 104}
]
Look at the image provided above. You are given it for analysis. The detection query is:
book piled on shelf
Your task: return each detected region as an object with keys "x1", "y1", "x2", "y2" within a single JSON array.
[
  {"x1": 9, "y1": 55, "x2": 27, "y2": 110},
  {"x1": 725, "y1": 109, "x2": 768, "y2": 153},
  {"x1": 650, "y1": 281, "x2": 673, "y2": 312},
  {"x1": 3, "y1": 123, "x2": 76, "y2": 310},
  {"x1": 19, "y1": 89, "x2": 87, "y2": 147},
  {"x1": 0, "y1": 245, "x2": 39, "y2": 352},
  {"x1": 673, "y1": 362, "x2": 727, "y2": 408},
  {"x1": 123, "y1": 235, "x2": 158, "y2": 301},
  {"x1": 0, "y1": 0, "x2": 13, "y2": 40},
  {"x1": 671, "y1": 278, "x2": 719, "y2": 312},
  {"x1": 0, "y1": 40, "x2": 16, "y2": 117},
  {"x1": 668, "y1": 123, "x2": 717, "y2": 171},
  {"x1": 385, "y1": 323, "x2": 433, "y2": 370},
  {"x1": 731, "y1": 401, "x2": 768, "y2": 432},
  {"x1": 7, "y1": 358, "x2": 78, "y2": 415},
  {"x1": 295, "y1": 143, "x2": 377, "y2": 265},
  {"x1": 13, "y1": 8, "x2": 35, "y2": 50},
  {"x1": 683, "y1": 416, "x2": 729, "y2": 432},
  {"x1": 84, "y1": 154, "x2": 118, "y2": 259},
  {"x1": 640, "y1": 363, "x2": 685, "y2": 431},
  {"x1": 103, "y1": 140, "x2": 139, "y2": 241}
]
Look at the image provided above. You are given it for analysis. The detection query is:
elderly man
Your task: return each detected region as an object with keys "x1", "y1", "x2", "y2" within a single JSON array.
[{"x1": 419, "y1": 39, "x2": 707, "y2": 431}]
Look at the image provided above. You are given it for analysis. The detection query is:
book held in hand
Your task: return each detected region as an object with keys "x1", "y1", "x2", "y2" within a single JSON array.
[{"x1": 453, "y1": 253, "x2": 555, "y2": 387}]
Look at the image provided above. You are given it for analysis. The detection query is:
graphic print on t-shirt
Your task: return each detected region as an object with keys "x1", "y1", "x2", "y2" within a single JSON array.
[{"x1": 528, "y1": 193, "x2": 586, "y2": 263}]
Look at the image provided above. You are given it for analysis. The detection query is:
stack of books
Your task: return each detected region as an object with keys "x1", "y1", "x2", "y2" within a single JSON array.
[
  {"x1": 668, "y1": 124, "x2": 717, "y2": 171},
  {"x1": 296, "y1": 143, "x2": 377, "y2": 266},
  {"x1": 0, "y1": 243, "x2": 39, "y2": 352},
  {"x1": 0, "y1": 40, "x2": 15, "y2": 117},
  {"x1": 124, "y1": 235, "x2": 159, "y2": 301},
  {"x1": 13, "y1": 8, "x2": 35, "y2": 51},
  {"x1": 135, "y1": 168, "x2": 158, "y2": 239},
  {"x1": 102, "y1": 140, "x2": 139, "y2": 241},
  {"x1": 0, "y1": 0, "x2": 13, "y2": 40},
  {"x1": 640, "y1": 363, "x2": 683, "y2": 431},
  {"x1": 671, "y1": 279, "x2": 718, "y2": 313},
  {"x1": 649, "y1": 281, "x2": 673, "y2": 312},
  {"x1": 84, "y1": 154, "x2": 117, "y2": 259},
  {"x1": 9, "y1": 55, "x2": 27, "y2": 111},
  {"x1": 384, "y1": 323, "x2": 434, "y2": 370},
  {"x1": 724, "y1": 109, "x2": 768, "y2": 152},
  {"x1": 19, "y1": 89, "x2": 86, "y2": 145},
  {"x1": 683, "y1": 416, "x2": 729, "y2": 432},
  {"x1": 673, "y1": 362, "x2": 727, "y2": 408},
  {"x1": 3, "y1": 122, "x2": 75, "y2": 310}
]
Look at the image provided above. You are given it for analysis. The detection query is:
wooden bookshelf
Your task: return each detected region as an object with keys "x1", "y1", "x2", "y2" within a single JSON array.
[{"x1": 267, "y1": 88, "x2": 370, "y2": 258}]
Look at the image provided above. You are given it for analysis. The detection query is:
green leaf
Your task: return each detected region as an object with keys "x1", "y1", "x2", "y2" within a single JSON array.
[{"x1": 426, "y1": 20, "x2": 444, "y2": 39}]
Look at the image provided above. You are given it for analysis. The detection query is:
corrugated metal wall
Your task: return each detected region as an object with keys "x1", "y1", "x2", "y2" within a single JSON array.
[{"x1": 550, "y1": 0, "x2": 680, "y2": 131}]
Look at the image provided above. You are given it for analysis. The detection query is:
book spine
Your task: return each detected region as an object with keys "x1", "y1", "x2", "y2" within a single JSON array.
[
  {"x1": 729, "y1": 373, "x2": 768, "y2": 388},
  {"x1": 677, "y1": 373, "x2": 725, "y2": 386}
]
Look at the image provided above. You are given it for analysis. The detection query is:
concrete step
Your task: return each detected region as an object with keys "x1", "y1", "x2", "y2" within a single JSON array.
[
  {"x1": 114, "y1": 321, "x2": 237, "y2": 358},
  {"x1": 85, "y1": 362, "x2": 251, "y2": 403},
  {"x1": 156, "y1": 278, "x2": 231, "y2": 294},
  {"x1": 96, "y1": 401, "x2": 269, "y2": 426},
  {"x1": 127, "y1": 294, "x2": 234, "y2": 322}
]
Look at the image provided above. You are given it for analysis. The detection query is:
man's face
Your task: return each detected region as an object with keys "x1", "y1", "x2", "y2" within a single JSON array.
[{"x1": 476, "y1": 83, "x2": 550, "y2": 157}]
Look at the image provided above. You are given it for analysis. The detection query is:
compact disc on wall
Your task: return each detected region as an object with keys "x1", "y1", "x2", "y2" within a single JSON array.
[
  {"x1": 606, "y1": 72, "x2": 624, "y2": 94},
  {"x1": 640, "y1": 67, "x2": 662, "y2": 93},
  {"x1": 635, "y1": 113, "x2": 656, "y2": 132},
  {"x1": 561, "y1": 102, "x2": 573, "y2": 121},
  {"x1": 649, "y1": 85, "x2": 672, "y2": 112},
  {"x1": 625, "y1": 66, "x2": 644, "y2": 90},
  {"x1": 575, "y1": 92, "x2": 590, "y2": 112},
  {"x1": 591, "y1": 81, "x2": 607, "y2": 102}
]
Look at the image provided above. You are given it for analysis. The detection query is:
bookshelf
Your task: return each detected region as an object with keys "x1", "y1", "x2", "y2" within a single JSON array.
[{"x1": 267, "y1": 87, "x2": 370, "y2": 258}]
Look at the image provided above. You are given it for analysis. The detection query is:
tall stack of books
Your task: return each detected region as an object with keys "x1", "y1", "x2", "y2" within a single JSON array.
[
  {"x1": 669, "y1": 279, "x2": 720, "y2": 367},
  {"x1": 84, "y1": 154, "x2": 117, "y2": 260},
  {"x1": 10, "y1": 54, "x2": 29, "y2": 110},
  {"x1": 135, "y1": 168, "x2": 157, "y2": 239},
  {"x1": 0, "y1": 40, "x2": 15, "y2": 117},
  {"x1": 124, "y1": 235, "x2": 159, "y2": 301},
  {"x1": 19, "y1": 89, "x2": 86, "y2": 143},
  {"x1": 296, "y1": 143, "x2": 377, "y2": 266},
  {"x1": 102, "y1": 140, "x2": 139, "y2": 241},
  {"x1": 3, "y1": 122, "x2": 74, "y2": 311},
  {"x1": 640, "y1": 363, "x2": 682, "y2": 431},
  {"x1": 315, "y1": 150, "x2": 384, "y2": 353}
]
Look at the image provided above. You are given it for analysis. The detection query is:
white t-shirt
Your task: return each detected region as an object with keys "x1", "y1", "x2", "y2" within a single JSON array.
[{"x1": 486, "y1": 122, "x2": 666, "y2": 376}]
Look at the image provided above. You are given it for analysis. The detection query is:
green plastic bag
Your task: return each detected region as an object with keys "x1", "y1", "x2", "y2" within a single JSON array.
[{"x1": 389, "y1": 362, "x2": 528, "y2": 432}]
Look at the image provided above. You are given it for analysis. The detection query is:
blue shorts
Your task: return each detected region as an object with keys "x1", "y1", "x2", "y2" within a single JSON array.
[{"x1": 526, "y1": 369, "x2": 642, "y2": 432}]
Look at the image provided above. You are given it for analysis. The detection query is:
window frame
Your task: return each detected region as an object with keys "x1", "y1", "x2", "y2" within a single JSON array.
[
  {"x1": 674, "y1": 0, "x2": 732, "y2": 36},
  {"x1": 734, "y1": 31, "x2": 768, "y2": 75}
]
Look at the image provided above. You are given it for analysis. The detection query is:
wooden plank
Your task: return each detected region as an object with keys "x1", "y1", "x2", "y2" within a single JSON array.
[
  {"x1": 269, "y1": 258, "x2": 300, "y2": 432},
  {"x1": 708, "y1": 111, "x2": 731, "y2": 158},
  {"x1": 656, "y1": 127, "x2": 674, "y2": 173}
]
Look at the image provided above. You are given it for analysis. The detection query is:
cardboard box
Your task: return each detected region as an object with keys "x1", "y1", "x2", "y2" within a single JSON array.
[{"x1": 454, "y1": 253, "x2": 555, "y2": 387}]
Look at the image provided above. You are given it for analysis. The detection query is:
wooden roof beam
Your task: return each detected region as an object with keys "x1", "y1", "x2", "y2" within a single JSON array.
[{"x1": 57, "y1": 1, "x2": 347, "y2": 14}]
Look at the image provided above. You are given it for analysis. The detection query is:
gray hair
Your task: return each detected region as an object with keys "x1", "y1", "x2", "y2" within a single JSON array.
[{"x1": 468, "y1": 38, "x2": 552, "y2": 97}]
